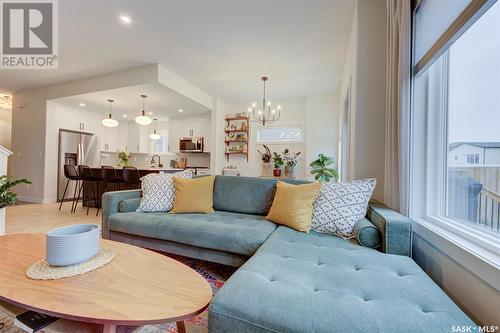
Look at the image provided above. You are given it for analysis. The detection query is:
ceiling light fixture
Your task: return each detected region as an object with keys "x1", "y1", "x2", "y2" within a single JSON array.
[
  {"x1": 249, "y1": 76, "x2": 281, "y2": 126},
  {"x1": 122, "y1": 114, "x2": 127, "y2": 118},
  {"x1": 149, "y1": 118, "x2": 161, "y2": 140},
  {"x1": 119, "y1": 15, "x2": 131, "y2": 24},
  {"x1": 135, "y1": 94, "x2": 152, "y2": 125},
  {"x1": 148, "y1": 112, "x2": 153, "y2": 115},
  {"x1": 79, "y1": 103, "x2": 86, "y2": 107},
  {"x1": 178, "y1": 109, "x2": 183, "y2": 113},
  {"x1": 102, "y1": 99, "x2": 119, "y2": 128}
]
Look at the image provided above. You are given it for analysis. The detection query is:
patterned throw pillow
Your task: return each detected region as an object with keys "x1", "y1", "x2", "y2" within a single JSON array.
[
  {"x1": 311, "y1": 178, "x2": 376, "y2": 239},
  {"x1": 137, "y1": 170, "x2": 192, "y2": 212}
]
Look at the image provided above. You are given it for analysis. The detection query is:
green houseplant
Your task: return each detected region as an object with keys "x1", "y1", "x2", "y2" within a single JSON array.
[
  {"x1": 117, "y1": 151, "x2": 131, "y2": 167},
  {"x1": 310, "y1": 154, "x2": 338, "y2": 182},
  {"x1": 272, "y1": 152, "x2": 284, "y2": 177},
  {"x1": 0, "y1": 175, "x2": 31, "y2": 234}
]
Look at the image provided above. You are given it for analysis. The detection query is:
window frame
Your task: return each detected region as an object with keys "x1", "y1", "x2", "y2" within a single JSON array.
[
  {"x1": 409, "y1": 4, "x2": 500, "y2": 277},
  {"x1": 255, "y1": 123, "x2": 305, "y2": 145}
]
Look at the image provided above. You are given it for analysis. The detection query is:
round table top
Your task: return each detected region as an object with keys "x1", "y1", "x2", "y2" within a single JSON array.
[{"x1": 0, "y1": 233, "x2": 213, "y2": 326}]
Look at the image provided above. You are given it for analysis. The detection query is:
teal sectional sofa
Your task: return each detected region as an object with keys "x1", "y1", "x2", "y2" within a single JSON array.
[{"x1": 102, "y1": 175, "x2": 474, "y2": 332}]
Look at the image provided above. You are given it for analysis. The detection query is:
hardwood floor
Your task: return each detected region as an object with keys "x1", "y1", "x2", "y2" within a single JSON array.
[{"x1": 5, "y1": 202, "x2": 100, "y2": 234}]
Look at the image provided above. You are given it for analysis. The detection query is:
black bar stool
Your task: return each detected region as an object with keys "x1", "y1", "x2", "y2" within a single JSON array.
[
  {"x1": 122, "y1": 166, "x2": 141, "y2": 189},
  {"x1": 75, "y1": 165, "x2": 101, "y2": 216},
  {"x1": 59, "y1": 165, "x2": 81, "y2": 213},
  {"x1": 101, "y1": 165, "x2": 122, "y2": 192}
]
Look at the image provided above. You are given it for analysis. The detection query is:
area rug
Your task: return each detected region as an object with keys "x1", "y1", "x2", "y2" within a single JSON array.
[{"x1": 0, "y1": 254, "x2": 235, "y2": 333}]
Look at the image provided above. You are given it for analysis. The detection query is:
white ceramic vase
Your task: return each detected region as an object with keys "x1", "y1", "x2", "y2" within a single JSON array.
[{"x1": 0, "y1": 207, "x2": 5, "y2": 236}]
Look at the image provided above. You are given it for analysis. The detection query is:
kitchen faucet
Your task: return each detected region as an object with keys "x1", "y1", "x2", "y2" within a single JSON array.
[{"x1": 150, "y1": 155, "x2": 162, "y2": 167}]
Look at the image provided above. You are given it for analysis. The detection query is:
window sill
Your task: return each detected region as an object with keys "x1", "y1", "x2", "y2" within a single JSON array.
[{"x1": 412, "y1": 217, "x2": 500, "y2": 291}]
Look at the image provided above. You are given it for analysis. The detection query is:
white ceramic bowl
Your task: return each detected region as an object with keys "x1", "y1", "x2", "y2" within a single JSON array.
[{"x1": 46, "y1": 224, "x2": 100, "y2": 266}]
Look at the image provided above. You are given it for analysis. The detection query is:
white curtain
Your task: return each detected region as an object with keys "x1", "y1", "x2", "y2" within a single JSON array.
[{"x1": 384, "y1": 0, "x2": 411, "y2": 214}]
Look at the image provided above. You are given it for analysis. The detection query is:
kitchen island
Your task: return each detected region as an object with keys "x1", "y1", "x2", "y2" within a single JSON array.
[{"x1": 81, "y1": 166, "x2": 184, "y2": 209}]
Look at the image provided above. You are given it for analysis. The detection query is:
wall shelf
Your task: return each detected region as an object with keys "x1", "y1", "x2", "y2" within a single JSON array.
[{"x1": 225, "y1": 116, "x2": 249, "y2": 162}]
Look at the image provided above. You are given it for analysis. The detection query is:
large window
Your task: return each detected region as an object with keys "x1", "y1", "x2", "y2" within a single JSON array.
[{"x1": 411, "y1": 2, "x2": 500, "y2": 241}]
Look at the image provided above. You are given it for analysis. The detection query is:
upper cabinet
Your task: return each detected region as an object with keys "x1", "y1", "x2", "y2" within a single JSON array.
[
  {"x1": 57, "y1": 105, "x2": 101, "y2": 134},
  {"x1": 169, "y1": 114, "x2": 211, "y2": 153}
]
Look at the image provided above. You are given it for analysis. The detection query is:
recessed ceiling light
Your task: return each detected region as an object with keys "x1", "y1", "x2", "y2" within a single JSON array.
[
  {"x1": 148, "y1": 112, "x2": 153, "y2": 115},
  {"x1": 178, "y1": 109, "x2": 183, "y2": 113},
  {"x1": 122, "y1": 114, "x2": 128, "y2": 118},
  {"x1": 79, "y1": 103, "x2": 86, "y2": 107},
  {"x1": 119, "y1": 15, "x2": 132, "y2": 24}
]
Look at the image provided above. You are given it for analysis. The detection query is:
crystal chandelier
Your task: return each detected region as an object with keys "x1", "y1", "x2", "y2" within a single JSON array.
[{"x1": 249, "y1": 76, "x2": 281, "y2": 126}]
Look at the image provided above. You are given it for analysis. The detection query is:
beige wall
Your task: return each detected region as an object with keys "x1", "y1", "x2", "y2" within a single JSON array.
[
  {"x1": 0, "y1": 107, "x2": 11, "y2": 150},
  {"x1": 339, "y1": 0, "x2": 387, "y2": 200}
]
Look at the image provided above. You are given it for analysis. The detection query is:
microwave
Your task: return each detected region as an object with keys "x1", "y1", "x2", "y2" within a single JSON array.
[{"x1": 179, "y1": 137, "x2": 204, "y2": 153}]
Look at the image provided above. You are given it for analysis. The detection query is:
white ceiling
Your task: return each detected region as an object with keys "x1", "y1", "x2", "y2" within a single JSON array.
[
  {"x1": 0, "y1": 0, "x2": 355, "y2": 102},
  {"x1": 52, "y1": 83, "x2": 210, "y2": 120}
]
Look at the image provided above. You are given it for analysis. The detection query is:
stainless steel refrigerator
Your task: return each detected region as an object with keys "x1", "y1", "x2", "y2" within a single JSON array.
[{"x1": 57, "y1": 129, "x2": 100, "y2": 202}]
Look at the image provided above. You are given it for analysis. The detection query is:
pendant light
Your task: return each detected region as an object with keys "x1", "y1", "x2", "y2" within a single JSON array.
[
  {"x1": 135, "y1": 94, "x2": 152, "y2": 125},
  {"x1": 150, "y1": 118, "x2": 161, "y2": 140},
  {"x1": 249, "y1": 76, "x2": 281, "y2": 126},
  {"x1": 102, "y1": 99, "x2": 119, "y2": 128}
]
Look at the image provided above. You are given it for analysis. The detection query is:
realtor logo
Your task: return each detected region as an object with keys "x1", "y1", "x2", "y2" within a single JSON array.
[{"x1": 0, "y1": 0, "x2": 58, "y2": 69}]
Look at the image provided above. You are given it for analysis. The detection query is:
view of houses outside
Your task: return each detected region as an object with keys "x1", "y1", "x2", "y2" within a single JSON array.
[{"x1": 446, "y1": 2, "x2": 500, "y2": 236}]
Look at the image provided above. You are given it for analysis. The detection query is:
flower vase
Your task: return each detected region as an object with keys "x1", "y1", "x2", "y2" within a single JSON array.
[
  {"x1": 273, "y1": 168, "x2": 282, "y2": 177},
  {"x1": 261, "y1": 163, "x2": 272, "y2": 177},
  {"x1": 284, "y1": 165, "x2": 294, "y2": 178}
]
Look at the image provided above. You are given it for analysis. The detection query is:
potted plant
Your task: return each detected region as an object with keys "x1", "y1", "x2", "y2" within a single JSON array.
[
  {"x1": 258, "y1": 145, "x2": 272, "y2": 177},
  {"x1": 0, "y1": 175, "x2": 31, "y2": 235},
  {"x1": 117, "y1": 151, "x2": 131, "y2": 167},
  {"x1": 272, "y1": 152, "x2": 284, "y2": 177},
  {"x1": 310, "y1": 153, "x2": 338, "y2": 182},
  {"x1": 283, "y1": 149, "x2": 301, "y2": 178}
]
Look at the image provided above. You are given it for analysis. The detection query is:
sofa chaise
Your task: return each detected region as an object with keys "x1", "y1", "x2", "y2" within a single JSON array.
[{"x1": 102, "y1": 175, "x2": 474, "y2": 332}]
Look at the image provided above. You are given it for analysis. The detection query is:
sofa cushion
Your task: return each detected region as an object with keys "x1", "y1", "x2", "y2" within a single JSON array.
[
  {"x1": 209, "y1": 226, "x2": 473, "y2": 333},
  {"x1": 107, "y1": 210, "x2": 277, "y2": 256},
  {"x1": 353, "y1": 218, "x2": 381, "y2": 248},
  {"x1": 213, "y1": 175, "x2": 309, "y2": 215}
]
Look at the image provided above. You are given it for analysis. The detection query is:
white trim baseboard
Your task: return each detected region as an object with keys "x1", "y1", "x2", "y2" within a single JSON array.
[{"x1": 16, "y1": 195, "x2": 54, "y2": 204}]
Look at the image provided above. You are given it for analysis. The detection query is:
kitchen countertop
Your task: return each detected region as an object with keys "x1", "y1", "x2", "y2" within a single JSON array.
[{"x1": 91, "y1": 166, "x2": 185, "y2": 171}]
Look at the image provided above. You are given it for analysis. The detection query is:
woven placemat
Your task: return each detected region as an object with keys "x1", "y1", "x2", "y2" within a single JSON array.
[{"x1": 26, "y1": 248, "x2": 116, "y2": 280}]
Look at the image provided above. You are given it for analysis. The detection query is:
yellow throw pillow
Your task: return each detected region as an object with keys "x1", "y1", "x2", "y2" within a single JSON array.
[
  {"x1": 266, "y1": 181, "x2": 322, "y2": 233},
  {"x1": 171, "y1": 176, "x2": 215, "y2": 214}
]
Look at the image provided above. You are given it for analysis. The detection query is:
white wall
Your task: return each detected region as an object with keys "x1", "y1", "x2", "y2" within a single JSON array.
[
  {"x1": 0, "y1": 108, "x2": 11, "y2": 150},
  {"x1": 305, "y1": 92, "x2": 340, "y2": 180},
  {"x1": 213, "y1": 93, "x2": 339, "y2": 179},
  {"x1": 339, "y1": 0, "x2": 386, "y2": 200}
]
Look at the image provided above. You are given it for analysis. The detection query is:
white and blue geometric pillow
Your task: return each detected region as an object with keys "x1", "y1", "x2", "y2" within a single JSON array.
[
  {"x1": 311, "y1": 178, "x2": 376, "y2": 239},
  {"x1": 137, "y1": 170, "x2": 192, "y2": 212}
]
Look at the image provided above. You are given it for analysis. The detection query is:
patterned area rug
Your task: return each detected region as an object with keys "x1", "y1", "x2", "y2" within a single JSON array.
[{"x1": 0, "y1": 254, "x2": 236, "y2": 333}]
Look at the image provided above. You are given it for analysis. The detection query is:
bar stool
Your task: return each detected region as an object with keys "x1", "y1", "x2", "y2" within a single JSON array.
[
  {"x1": 59, "y1": 165, "x2": 81, "y2": 213},
  {"x1": 101, "y1": 165, "x2": 122, "y2": 192},
  {"x1": 122, "y1": 166, "x2": 141, "y2": 189},
  {"x1": 75, "y1": 165, "x2": 101, "y2": 216}
]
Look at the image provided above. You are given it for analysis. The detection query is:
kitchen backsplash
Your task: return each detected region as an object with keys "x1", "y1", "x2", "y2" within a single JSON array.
[{"x1": 100, "y1": 152, "x2": 210, "y2": 168}]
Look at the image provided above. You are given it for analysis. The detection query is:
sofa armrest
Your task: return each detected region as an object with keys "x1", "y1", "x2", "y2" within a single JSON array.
[
  {"x1": 366, "y1": 200, "x2": 412, "y2": 257},
  {"x1": 101, "y1": 190, "x2": 142, "y2": 239}
]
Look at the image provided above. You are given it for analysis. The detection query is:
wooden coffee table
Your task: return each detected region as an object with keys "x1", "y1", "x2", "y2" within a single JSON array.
[{"x1": 0, "y1": 233, "x2": 213, "y2": 333}]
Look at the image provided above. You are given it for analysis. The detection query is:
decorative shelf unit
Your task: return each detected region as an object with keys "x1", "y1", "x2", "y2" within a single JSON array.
[{"x1": 224, "y1": 116, "x2": 249, "y2": 162}]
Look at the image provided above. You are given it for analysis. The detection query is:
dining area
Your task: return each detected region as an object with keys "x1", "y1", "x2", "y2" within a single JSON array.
[{"x1": 58, "y1": 165, "x2": 182, "y2": 215}]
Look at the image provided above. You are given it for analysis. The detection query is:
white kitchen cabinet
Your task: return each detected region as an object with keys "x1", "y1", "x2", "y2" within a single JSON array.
[
  {"x1": 57, "y1": 105, "x2": 101, "y2": 133},
  {"x1": 169, "y1": 114, "x2": 211, "y2": 153},
  {"x1": 126, "y1": 122, "x2": 151, "y2": 153},
  {"x1": 82, "y1": 111, "x2": 101, "y2": 134}
]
